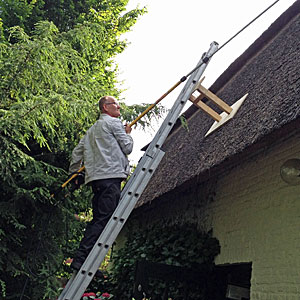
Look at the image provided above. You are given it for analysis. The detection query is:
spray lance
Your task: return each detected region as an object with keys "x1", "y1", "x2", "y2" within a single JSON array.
[
  {"x1": 57, "y1": 77, "x2": 189, "y2": 194},
  {"x1": 56, "y1": 50, "x2": 213, "y2": 194}
]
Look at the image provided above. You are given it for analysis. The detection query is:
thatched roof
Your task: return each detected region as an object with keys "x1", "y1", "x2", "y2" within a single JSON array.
[{"x1": 137, "y1": 0, "x2": 300, "y2": 208}]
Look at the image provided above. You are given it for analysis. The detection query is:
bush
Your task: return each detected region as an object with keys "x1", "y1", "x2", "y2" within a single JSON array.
[{"x1": 109, "y1": 223, "x2": 220, "y2": 299}]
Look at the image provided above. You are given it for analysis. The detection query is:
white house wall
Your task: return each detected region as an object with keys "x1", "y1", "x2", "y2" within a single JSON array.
[{"x1": 211, "y1": 133, "x2": 300, "y2": 299}]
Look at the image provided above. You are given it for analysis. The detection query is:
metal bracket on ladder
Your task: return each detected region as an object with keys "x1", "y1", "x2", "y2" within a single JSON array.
[
  {"x1": 57, "y1": 41, "x2": 219, "y2": 300},
  {"x1": 189, "y1": 78, "x2": 248, "y2": 136}
]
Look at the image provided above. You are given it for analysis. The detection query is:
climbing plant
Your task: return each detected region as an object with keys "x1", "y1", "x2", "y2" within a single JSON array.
[{"x1": 109, "y1": 223, "x2": 220, "y2": 299}]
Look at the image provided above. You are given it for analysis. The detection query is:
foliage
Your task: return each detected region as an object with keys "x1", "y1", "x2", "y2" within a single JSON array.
[
  {"x1": 82, "y1": 291, "x2": 114, "y2": 299},
  {"x1": 179, "y1": 114, "x2": 189, "y2": 132},
  {"x1": 0, "y1": 18, "x2": 4, "y2": 41},
  {"x1": 0, "y1": 0, "x2": 165, "y2": 298},
  {"x1": 120, "y1": 102, "x2": 166, "y2": 129},
  {"x1": 0, "y1": 0, "x2": 143, "y2": 35},
  {"x1": 109, "y1": 223, "x2": 220, "y2": 299}
]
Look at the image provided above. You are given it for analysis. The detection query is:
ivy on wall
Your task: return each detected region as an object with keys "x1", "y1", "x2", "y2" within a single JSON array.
[{"x1": 108, "y1": 223, "x2": 220, "y2": 299}]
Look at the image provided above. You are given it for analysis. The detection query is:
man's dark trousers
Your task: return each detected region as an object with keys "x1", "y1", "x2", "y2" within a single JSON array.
[{"x1": 72, "y1": 178, "x2": 122, "y2": 268}]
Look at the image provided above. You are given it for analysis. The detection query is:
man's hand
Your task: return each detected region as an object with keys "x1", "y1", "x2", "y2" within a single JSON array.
[
  {"x1": 124, "y1": 123, "x2": 132, "y2": 134},
  {"x1": 68, "y1": 171, "x2": 85, "y2": 191}
]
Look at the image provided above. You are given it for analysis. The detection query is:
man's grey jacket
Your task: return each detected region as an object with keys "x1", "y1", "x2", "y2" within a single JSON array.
[{"x1": 69, "y1": 114, "x2": 133, "y2": 184}]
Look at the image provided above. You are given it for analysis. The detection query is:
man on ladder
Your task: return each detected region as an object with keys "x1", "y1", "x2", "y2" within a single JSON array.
[
  {"x1": 68, "y1": 95, "x2": 133, "y2": 276},
  {"x1": 58, "y1": 42, "x2": 218, "y2": 300}
]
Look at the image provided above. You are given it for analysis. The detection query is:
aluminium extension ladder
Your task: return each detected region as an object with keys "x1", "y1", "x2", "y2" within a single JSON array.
[{"x1": 58, "y1": 41, "x2": 219, "y2": 300}]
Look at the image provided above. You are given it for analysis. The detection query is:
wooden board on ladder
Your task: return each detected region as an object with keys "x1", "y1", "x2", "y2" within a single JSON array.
[{"x1": 189, "y1": 77, "x2": 248, "y2": 136}]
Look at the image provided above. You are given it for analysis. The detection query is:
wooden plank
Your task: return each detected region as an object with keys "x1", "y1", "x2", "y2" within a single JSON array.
[
  {"x1": 189, "y1": 77, "x2": 205, "y2": 100},
  {"x1": 194, "y1": 98, "x2": 222, "y2": 122},
  {"x1": 197, "y1": 85, "x2": 233, "y2": 114},
  {"x1": 189, "y1": 93, "x2": 204, "y2": 103},
  {"x1": 205, "y1": 93, "x2": 248, "y2": 137},
  {"x1": 189, "y1": 94, "x2": 196, "y2": 102},
  {"x1": 194, "y1": 77, "x2": 205, "y2": 90}
]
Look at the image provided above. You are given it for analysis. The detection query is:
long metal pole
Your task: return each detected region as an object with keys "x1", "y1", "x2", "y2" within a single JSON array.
[{"x1": 59, "y1": 65, "x2": 192, "y2": 190}]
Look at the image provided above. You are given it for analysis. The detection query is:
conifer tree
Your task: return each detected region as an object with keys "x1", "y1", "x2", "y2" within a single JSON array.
[{"x1": 0, "y1": 1, "x2": 163, "y2": 299}]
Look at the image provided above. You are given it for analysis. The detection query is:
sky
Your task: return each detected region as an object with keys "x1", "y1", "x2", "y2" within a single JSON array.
[{"x1": 115, "y1": 0, "x2": 297, "y2": 163}]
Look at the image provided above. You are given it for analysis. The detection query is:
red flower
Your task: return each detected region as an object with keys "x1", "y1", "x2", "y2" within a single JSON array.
[
  {"x1": 64, "y1": 258, "x2": 73, "y2": 264},
  {"x1": 82, "y1": 292, "x2": 96, "y2": 298},
  {"x1": 101, "y1": 293, "x2": 111, "y2": 298}
]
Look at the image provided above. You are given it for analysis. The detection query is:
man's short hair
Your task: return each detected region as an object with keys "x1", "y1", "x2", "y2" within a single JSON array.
[{"x1": 99, "y1": 96, "x2": 110, "y2": 112}]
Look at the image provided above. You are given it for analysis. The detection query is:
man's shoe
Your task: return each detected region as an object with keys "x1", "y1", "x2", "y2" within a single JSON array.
[
  {"x1": 95, "y1": 269, "x2": 104, "y2": 279},
  {"x1": 70, "y1": 259, "x2": 83, "y2": 271}
]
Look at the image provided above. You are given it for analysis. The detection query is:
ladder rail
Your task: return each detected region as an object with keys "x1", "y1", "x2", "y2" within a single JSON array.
[
  {"x1": 59, "y1": 149, "x2": 166, "y2": 300},
  {"x1": 58, "y1": 41, "x2": 219, "y2": 300}
]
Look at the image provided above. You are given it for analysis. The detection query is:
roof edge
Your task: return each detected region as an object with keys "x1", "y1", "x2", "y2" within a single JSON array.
[
  {"x1": 135, "y1": 117, "x2": 300, "y2": 213},
  {"x1": 141, "y1": 0, "x2": 299, "y2": 152},
  {"x1": 175, "y1": 0, "x2": 300, "y2": 124}
]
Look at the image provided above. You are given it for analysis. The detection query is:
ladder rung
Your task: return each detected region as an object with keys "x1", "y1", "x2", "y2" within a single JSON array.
[
  {"x1": 193, "y1": 97, "x2": 222, "y2": 122},
  {"x1": 195, "y1": 77, "x2": 205, "y2": 88},
  {"x1": 189, "y1": 94, "x2": 204, "y2": 102},
  {"x1": 196, "y1": 85, "x2": 233, "y2": 114}
]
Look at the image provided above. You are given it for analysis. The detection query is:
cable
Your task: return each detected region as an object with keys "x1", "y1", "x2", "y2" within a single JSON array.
[
  {"x1": 65, "y1": 0, "x2": 282, "y2": 181},
  {"x1": 217, "y1": 0, "x2": 281, "y2": 53},
  {"x1": 185, "y1": 0, "x2": 281, "y2": 78},
  {"x1": 140, "y1": 0, "x2": 282, "y2": 123}
]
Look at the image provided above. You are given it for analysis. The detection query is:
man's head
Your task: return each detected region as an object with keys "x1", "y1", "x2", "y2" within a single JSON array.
[{"x1": 99, "y1": 96, "x2": 121, "y2": 118}]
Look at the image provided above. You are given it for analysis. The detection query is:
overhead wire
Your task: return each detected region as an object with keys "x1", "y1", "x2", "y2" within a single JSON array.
[
  {"x1": 185, "y1": 0, "x2": 282, "y2": 78},
  {"x1": 130, "y1": 0, "x2": 282, "y2": 127},
  {"x1": 216, "y1": 0, "x2": 281, "y2": 53}
]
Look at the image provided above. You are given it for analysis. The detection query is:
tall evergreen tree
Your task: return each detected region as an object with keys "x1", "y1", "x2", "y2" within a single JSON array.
[
  {"x1": 0, "y1": 0, "x2": 125, "y2": 34},
  {"x1": 0, "y1": 1, "x2": 164, "y2": 299}
]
